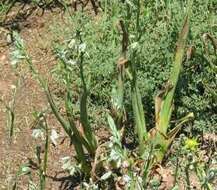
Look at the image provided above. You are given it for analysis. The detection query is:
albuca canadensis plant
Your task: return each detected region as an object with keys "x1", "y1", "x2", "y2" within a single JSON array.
[
  {"x1": 112, "y1": 0, "x2": 194, "y2": 165},
  {"x1": 11, "y1": 31, "x2": 97, "y2": 175}
]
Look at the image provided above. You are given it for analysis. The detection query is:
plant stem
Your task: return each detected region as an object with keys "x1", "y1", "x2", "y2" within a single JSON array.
[
  {"x1": 41, "y1": 118, "x2": 49, "y2": 190},
  {"x1": 24, "y1": 53, "x2": 91, "y2": 172},
  {"x1": 78, "y1": 34, "x2": 97, "y2": 156},
  {"x1": 185, "y1": 163, "x2": 191, "y2": 190},
  {"x1": 128, "y1": 0, "x2": 147, "y2": 155}
]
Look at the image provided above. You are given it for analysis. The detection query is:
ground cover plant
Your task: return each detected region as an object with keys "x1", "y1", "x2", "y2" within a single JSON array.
[{"x1": 0, "y1": 0, "x2": 217, "y2": 189}]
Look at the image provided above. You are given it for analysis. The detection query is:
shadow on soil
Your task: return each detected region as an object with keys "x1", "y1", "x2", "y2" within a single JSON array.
[
  {"x1": 47, "y1": 172, "x2": 81, "y2": 190},
  {"x1": 28, "y1": 158, "x2": 81, "y2": 190}
]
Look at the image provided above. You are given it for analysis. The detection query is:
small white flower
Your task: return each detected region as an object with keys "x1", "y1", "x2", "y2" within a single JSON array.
[
  {"x1": 32, "y1": 129, "x2": 44, "y2": 139},
  {"x1": 100, "y1": 171, "x2": 112, "y2": 180},
  {"x1": 62, "y1": 160, "x2": 71, "y2": 170},
  {"x1": 79, "y1": 43, "x2": 86, "y2": 53},
  {"x1": 60, "y1": 156, "x2": 82, "y2": 176},
  {"x1": 68, "y1": 39, "x2": 76, "y2": 49},
  {"x1": 6, "y1": 33, "x2": 12, "y2": 43},
  {"x1": 11, "y1": 59, "x2": 18, "y2": 66},
  {"x1": 50, "y1": 129, "x2": 59, "y2": 146},
  {"x1": 10, "y1": 49, "x2": 25, "y2": 66},
  {"x1": 126, "y1": 0, "x2": 134, "y2": 7},
  {"x1": 61, "y1": 156, "x2": 70, "y2": 162},
  {"x1": 122, "y1": 175, "x2": 131, "y2": 183},
  {"x1": 129, "y1": 34, "x2": 135, "y2": 39},
  {"x1": 122, "y1": 160, "x2": 129, "y2": 168},
  {"x1": 130, "y1": 42, "x2": 139, "y2": 49},
  {"x1": 67, "y1": 60, "x2": 77, "y2": 65},
  {"x1": 10, "y1": 85, "x2": 16, "y2": 90},
  {"x1": 21, "y1": 166, "x2": 31, "y2": 174}
]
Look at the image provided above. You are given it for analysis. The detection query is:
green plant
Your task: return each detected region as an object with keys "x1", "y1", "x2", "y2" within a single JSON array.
[
  {"x1": 0, "y1": 81, "x2": 19, "y2": 141},
  {"x1": 112, "y1": 0, "x2": 194, "y2": 164},
  {"x1": 12, "y1": 111, "x2": 50, "y2": 190},
  {"x1": 149, "y1": 13, "x2": 193, "y2": 162},
  {"x1": 31, "y1": 112, "x2": 49, "y2": 190},
  {"x1": 11, "y1": 30, "x2": 97, "y2": 176},
  {"x1": 184, "y1": 143, "x2": 217, "y2": 190},
  {"x1": 12, "y1": 164, "x2": 33, "y2": 190}
]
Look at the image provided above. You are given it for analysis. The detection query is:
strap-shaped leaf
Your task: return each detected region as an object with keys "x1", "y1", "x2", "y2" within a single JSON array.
[
  {"x1": 167, "y1": 113, "x2": 194, "y2": 144},
  {"x1": 151, "y1": 112, "x2": 194, "y2": 162},
  {"x1": 155, "y1": 14, "x2": 190, "y2": 135}
]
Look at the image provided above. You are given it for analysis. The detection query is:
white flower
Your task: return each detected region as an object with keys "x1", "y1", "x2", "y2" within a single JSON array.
[
  {"x1": 60, "y1": 156, "x2": 81, "y2": 176},
  {"x1": 6, "y1": 33, "x2": 12, "y2": 43},
  {"x1": 122, "y1": 160, "x2": 129, "y2": 168},
  {"x1": 129, "y1": 34, "x2": 135, "y2": 39},
  {"x1": 61, "y1": 156, "x2": 70, "y2": 162},
  {"x1": 67, "y1": 60, "x2": 77, "y2": 65},
  {"x1": 10, "y1": 85, "x2": 16, "y2": 90},
  {"x1": 79, "y1": 43, "x2": 86, "y2": 53},
  {"x1": 50, "y1": 129, "x2": 59, "y2": 146},
  {"x1": 21, "y1": 166, "x2": 31, "y2": 174},
  {"x1": 100, "y1": 171, "x2": 112, "y2": 180},
  {"x1": 126, "y1": 0, "x2": 134, "y2": 7},
  {"x1": 10, "y1": 49, "x2": 25, "y2": 66},
  {"x1": 68, "y1": 39, "x2": 76, "y2": 49},
  {"x1": 130, "y1": 42, "x2": 139, "y2": 49},
  {"x1": 32, "y1": 129, "x2": 44, "y2": 139},
  {"x1": 11, "y1": 59, "x2": 18, "y2": 66},
  {"x1": 122, "y1": 175, "x2": 131, "y2": 183}
]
